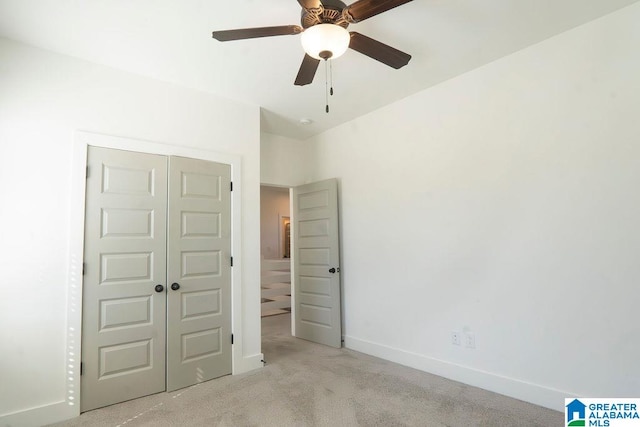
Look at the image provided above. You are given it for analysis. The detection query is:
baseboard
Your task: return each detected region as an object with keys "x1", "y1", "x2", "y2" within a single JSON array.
[
  {"x1": 344, "y1": 335, "x2": 569, "y2": 412},
  {"x1": 0, "y1": 401, "x2": 77, "y2": 427},
  {"x1": 233, "y1": 353, "x2": 264, "y2": 375}
]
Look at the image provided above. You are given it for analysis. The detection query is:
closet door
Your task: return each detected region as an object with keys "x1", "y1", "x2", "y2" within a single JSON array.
[
  {"x1": 81, "y1": 147, "x2": 168, "y2": 412},
  {"x1": 166, "y1": 157, "x2": 232, "y2": 391}
]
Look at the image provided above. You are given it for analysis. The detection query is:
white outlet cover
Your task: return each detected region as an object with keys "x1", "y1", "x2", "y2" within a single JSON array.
[
  {"x1": 451, "y1": 332, "x2": 461, "y2": 345},
  {"x1": 465, "y1": 332, "x2": 476, "y2": 349}
]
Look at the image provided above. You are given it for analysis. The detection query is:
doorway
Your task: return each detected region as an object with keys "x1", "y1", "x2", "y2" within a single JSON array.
[
  {"x1": 260, "y1": 185, "x2": 293, "y2": 319},
  {"x1": 260, "y1": 179, "x2": 343, "y2": 348}
]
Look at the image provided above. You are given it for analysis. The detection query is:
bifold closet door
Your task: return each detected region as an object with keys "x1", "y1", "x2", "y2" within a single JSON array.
[
  {"x1": 166, "y1": 156, "x2": 232, "y2": 392},
  {"x1": 81, "y1": 147, "x2": 168, "y2": 412}
]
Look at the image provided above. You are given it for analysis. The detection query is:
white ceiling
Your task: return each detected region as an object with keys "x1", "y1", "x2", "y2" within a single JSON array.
[{"x1": 0, "y1": 0, "x2": 637, "y2": 139}]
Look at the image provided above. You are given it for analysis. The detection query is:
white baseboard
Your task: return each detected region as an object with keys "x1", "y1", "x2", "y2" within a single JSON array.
[
  {"x1": 0, "y1": 401, "x2": 77, "y2": 427},
  {"x1": 344, "y1": 335, "x2": 569, "y2": 412},
  {"x1": 1, "y1": 354, "x2": 263, "y2": 427},
  {"x1": 233, "y1": 353, "x2": 264, "y2": 375}
]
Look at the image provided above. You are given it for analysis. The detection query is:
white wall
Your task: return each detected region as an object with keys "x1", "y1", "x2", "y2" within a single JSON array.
[
  {"x1": 260, "y1": 132, "x2": 312, "y2": 187},
  {"x1": 0, "y1": 38, "x2": 262, "y2": 425},
  {"x1": 304, "y1": 4, "x2": 640, "y2": 411},
  {"x1": 260, "y1": 186, "x2": 290, "y2": 260}
]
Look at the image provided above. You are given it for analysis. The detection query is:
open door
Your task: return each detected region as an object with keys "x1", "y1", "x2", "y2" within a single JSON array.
[{"x1": 293, "y1": 178, "x2": 342, "y2": 348}]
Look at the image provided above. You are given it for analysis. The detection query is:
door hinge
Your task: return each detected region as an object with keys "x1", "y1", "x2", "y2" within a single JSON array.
[
  {"x1": 230, "y1": 181, "x2": 233, "y2": 192},
  {"x1": 230, "y1": 256, "x2": 233, "y2": 267},
  {"x1": 82, "y1": 263, "x2": 86, "y2": 275},
  {"x1": 231, "y1": 334, "x2": 234, "y2": 345},
  {"x1": 86, "y1": 166, "x2": 89, "y2": 179},
  {"x1": 80, "y1": 362, "x2": 84, "y2": 376}
]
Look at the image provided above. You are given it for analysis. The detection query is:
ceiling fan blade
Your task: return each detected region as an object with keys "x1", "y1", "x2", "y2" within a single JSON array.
[
  {"x1": 345, "y1": 0, "x2": 413, "y2": 22},
  {"x1": 212, "y1": 25, "x2": 303, "y2": 41},
  {"x1": 349, "y1": 32, "x2": 411, "y2": 69},
  {"x1": 294, "y1": 54, "x2": 321, "y2": 86},
  {"x1": 298, "y1": 0, "x2": 322, "y2": 9}
]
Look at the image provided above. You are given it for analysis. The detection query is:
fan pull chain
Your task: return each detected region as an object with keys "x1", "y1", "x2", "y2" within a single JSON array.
[
  {"x1": 330, "y1": 59, "x2": 334, "y2": 96},
  {"x1": 324, "y1": 59, "x2": 329, "y2": 113},
  {"x1": 323, "y1": 59, "x2": 335, "y2": 113}
]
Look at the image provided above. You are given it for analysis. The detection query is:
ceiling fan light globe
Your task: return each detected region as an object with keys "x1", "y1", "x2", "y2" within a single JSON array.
[{"x1": 301, "y1": 24, "x2": 350, "y2": 60}]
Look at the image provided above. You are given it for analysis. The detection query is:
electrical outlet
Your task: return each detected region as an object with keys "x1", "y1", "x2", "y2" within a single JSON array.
[
  {"x1": 464, "y1": 332, "x2": 476, "y2": 349},
  {"x1": 451, "y1": 332, "x2": 461, "y2": 346}
]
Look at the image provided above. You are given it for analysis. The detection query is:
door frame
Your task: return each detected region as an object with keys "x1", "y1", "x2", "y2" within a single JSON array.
[{"x1": 68, "y1": 131, "x2": 246, "y2": 413}]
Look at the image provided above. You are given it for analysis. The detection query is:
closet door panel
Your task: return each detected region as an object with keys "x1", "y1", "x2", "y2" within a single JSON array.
[
  {"x1": 82, "y1": 147, "x2": 168, "y2": 412},
  {"x1": 166, "y1": 156, "x2": 232, "y2": 392}
]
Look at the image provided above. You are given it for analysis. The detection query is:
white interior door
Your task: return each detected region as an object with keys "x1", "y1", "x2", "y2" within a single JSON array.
[
  {"x1": 293, "y1": 178, "x2": 342, "y2": 348},
  {"x1": 166, "y1": 156, "x2": 232, "y2": 391},
  {"x1": 82, "y1": 147, "x2": 232, "y2": 410},
  {"x1": 81, "y1": 147, "x2": 168, "y2": 412}
]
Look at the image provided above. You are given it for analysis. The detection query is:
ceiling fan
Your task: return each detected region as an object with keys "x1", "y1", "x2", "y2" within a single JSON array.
[{"x1": 212, "y1": 0, "x2": 413, "y2": 86}]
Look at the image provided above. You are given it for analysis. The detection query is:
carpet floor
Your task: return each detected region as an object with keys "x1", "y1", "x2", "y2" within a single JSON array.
[{"x1": 50, "y1": 313, "x2": 562, "y2": 426}]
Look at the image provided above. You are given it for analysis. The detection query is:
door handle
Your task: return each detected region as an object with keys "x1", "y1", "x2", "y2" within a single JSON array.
[
  {"x1": 329, "y1": 268, "x2": 339, "y2": 274},
  {"x1": 154, "y1": 284, "x2": 164, "y2": 293},
  {"x1": 171, "y1": 282, "x2": 180, "y2": 291}
]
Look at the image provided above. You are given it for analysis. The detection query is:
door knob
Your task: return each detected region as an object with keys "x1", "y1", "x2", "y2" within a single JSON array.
[
  {"x1": 171, "y1": 282, "x2": 180, "y2": 291},
  {"x1": 329, "y1": 268, "x2": 336, "y2": 274},
  {"x1": 154, "y1": 284, "x2": 164, "y2": 293}
]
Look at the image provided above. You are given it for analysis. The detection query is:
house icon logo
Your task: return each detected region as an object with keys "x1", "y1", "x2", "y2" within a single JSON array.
[{"x1": 566, "y1": 399, "x2": 587, "y2": 426}]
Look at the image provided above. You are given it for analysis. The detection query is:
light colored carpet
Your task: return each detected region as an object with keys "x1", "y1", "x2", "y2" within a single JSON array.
[{"x1": 50, "y1": 314, "x2": 562, "y2": 426}]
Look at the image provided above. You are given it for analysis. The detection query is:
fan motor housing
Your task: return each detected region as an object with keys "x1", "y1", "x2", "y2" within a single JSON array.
[{"x1": 301, "y1": 0, "x2": 350, "y2": 29}]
